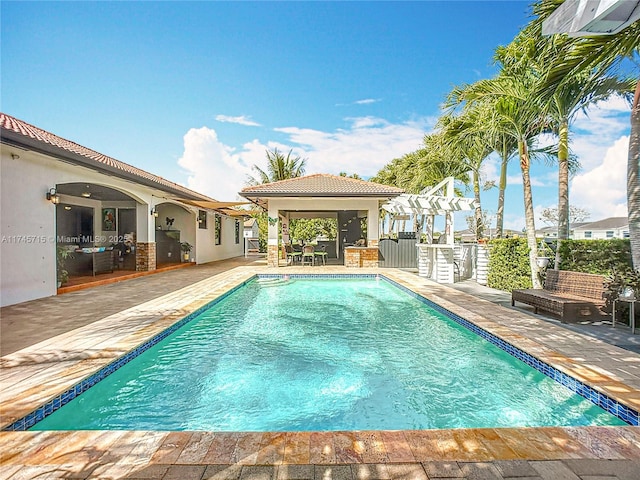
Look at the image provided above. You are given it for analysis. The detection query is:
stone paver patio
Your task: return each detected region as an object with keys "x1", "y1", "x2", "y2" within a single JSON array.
[{"x1": 1, "y1": 256, "x2": 639, "y2": 479}]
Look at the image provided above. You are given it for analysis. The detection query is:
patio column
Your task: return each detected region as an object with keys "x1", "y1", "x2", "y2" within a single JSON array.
[
  {"x1": 267, "y1": 203, "x2": 279, "y2": 267},
  {"x1": 367, "y1": 206, "x2": 379, "y2": 248},
  {"x1": 135, "y1": 202, "x2": 156, "y2": 272}
]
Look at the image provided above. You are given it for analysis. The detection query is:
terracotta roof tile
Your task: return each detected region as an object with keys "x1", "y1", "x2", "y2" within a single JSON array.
[
  {"x1": 241, "y1": 174, "x2": 403, "y2": 197},
  {"x1": 0, "y1": 113, "x2": 217, "y2": 202}
]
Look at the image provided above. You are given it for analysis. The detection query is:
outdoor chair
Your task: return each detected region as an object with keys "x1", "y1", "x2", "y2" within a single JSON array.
[
  {"x1": 301, "y1": 245, "x2": 315, "y2": 266},
  {"x1": 314, "y1": 245, "x2": 328, "y2": 266},
  {"x1": 285, "y1": 244, "x2": 301, "y2": 265}
]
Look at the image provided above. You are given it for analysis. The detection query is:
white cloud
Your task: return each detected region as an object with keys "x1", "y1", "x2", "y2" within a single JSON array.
[
  {"x1": 177, "y1": 127, "x2": 253, "y2": 201},
  {"x1": 215, "y1": 115, "x2": 261, "y2": 127},
  {"x1": 571, "y1": 96, "x2": 630, "y2": 171},
  {"x1": 176, "y1": 116, "x2": 434, "y2": 201},
  {"x1": 506, "y1": 173, "x2": 547, "y2": 188},
  {"x1": 275, "y1": 116, "x2": 434, "y2": 177},
  {"x1": 570, "y1": 135, "x2": 628, "y2": 220},
  {"x1": 354, "y1": 98, "x2": 380, "y2": 105}
]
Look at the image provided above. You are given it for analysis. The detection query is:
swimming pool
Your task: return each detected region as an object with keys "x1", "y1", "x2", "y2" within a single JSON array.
[{"x1": 28, "y1": 275, "x2": 631, "y2": 431}]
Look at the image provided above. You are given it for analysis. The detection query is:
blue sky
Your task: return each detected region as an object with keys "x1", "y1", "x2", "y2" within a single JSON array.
[{"x1": 2, "y1": 1, "x2": 633, "y2": 231}]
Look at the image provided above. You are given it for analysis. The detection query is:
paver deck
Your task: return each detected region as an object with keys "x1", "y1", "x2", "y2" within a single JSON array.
[{"x1": 1, "y1": 257, "x2": 639, "y2": 479}]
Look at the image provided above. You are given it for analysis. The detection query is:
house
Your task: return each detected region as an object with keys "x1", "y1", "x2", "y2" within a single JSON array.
[
  {"x1": 535, "y1": 223, "x2": 589, "y2": 238},
  {"x1": 244, "y1": 218, "x2": 259, "y2": 239},
  {"x1": 572, "y1": 217, "x2": 629, "y2": 240},
  {"x1": 0, "y1": 113, "x2": 246, "y2": 307}
]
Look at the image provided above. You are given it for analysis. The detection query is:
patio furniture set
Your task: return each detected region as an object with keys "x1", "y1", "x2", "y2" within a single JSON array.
[{"x1": 285, "y1": 244, "x2": 328, "y2": 266}]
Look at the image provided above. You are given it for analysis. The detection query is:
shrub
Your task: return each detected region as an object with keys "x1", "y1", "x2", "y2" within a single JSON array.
[
  {"x1": 557, "y1": 239, "x2": 632, "y2": 275},
  {"x1": 487, "y1": 238, "x2": 532, "y2": 291}
]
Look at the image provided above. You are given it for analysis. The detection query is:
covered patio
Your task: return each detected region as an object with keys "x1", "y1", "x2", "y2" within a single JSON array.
[{"x1": 240, "y1": 174, "x2": 403, "y2": 268}]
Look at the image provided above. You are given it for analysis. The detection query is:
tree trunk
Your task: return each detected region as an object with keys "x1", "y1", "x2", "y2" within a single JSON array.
[
  {"x1": 555, "y1": 120, "x2": 570, "y2": 269},
  {"x1": 520, "y1": 140, "x2": 541, "y2": 288},
  {"x1": 473, "y1": 170, "x2": 483, "y2": 241},
  {"x1": 628, "y1": 78, "x2": 640, "y2": 270},
  {"x1": 495, "y1": 138, "x2": 508, "y2": 238}
]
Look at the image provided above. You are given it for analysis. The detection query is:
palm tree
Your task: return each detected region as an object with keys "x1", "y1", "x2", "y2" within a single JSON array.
[
  {"x1": 548, "y1": 71, "x2": 635, "y2": 267},
  {"x1": 534, "y1": 0, "x2": 640, "y2": 268},
  {"x1": 371, "y1": 135, "x2": 470, "y2": 236},
  {"x1": 439, "y1": 107, "x2": 494, "y2": 240},
  {"x1": 518, "y1": 16, "x2": 636, "y2": 268},
  {"x1": 449, "y1": 41, "x2": 551, "y2": 287},
  {"x1": 488, "y1": 115, "x2": 519, "y2": 238},
  {"x1": 247, "y1": 148, "x2": 307, "y2": 185}
]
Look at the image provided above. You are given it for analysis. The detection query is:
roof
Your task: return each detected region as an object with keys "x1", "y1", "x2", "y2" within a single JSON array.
[
  {"x1": 0, "y1": 112, "x2": 217, "y2": 202},
  {"x1": 240, "y1": 174, "x2": 404, "y2": 198},
  {"x1": 244, "y1": 218, "x2": 257, "y2": 227},
  {"x1": 573, "y1": 217, "x2": 629, "y2": 230},
  {"x1": 536, "y1": 222, "x2": 589, "y2": 233}
]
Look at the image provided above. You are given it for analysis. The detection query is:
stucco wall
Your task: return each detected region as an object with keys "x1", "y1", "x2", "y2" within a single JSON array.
[
  {"x1": 1, "y1": 150, "x2": 58, "y2": 306},
  {"x1": 195, "y1": 213, "x2": 243, "y2": 263},
  {"x1": 573, "y1": 227, "x2": 629, "y2": 240},
  {"x1": 1, "y1": 146, "x2": 161, "y2": 306},
  {"x1": 1, "y1": 145, "x2": 243, "y2": 306}
]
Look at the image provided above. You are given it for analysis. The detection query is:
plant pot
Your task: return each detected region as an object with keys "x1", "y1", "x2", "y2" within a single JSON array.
[
  {"x1": 184, "y1": 253, "x2": 190, "y2": 261},
  {"x1": 536, "y1": 256, "x2": 550, "y2": 269},
  {"x1": 57, "y1": 281, "x2": 62, "y2": 288}
]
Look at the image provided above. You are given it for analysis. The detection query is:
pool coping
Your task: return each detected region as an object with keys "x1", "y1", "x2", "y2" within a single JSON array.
[{"x1": 1, "y1": 266, "x2": 640, "y2": 474}]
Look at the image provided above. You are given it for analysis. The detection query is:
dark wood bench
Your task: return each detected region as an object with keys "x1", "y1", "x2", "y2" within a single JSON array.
[{"x1": 511, "y1": 269, "x2": 607, "y2": 323}]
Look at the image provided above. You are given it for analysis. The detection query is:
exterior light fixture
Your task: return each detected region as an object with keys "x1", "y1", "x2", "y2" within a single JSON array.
[
  {"x1": 150, "y1": 207, "x2": 159, "y2": 217},
  {"x1": 46, "y1": 188, "x2": 60, "y2": 204}
]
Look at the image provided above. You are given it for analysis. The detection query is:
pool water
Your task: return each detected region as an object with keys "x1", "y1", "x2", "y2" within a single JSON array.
[{"x1": 32, "y1": 277, "x2": 625, "y2": 431}]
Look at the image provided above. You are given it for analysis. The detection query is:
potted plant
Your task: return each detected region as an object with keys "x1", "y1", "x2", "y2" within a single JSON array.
[
  {"x1": 536, "y1": 240, "x2": 554, "y2": 269},
  {"x1": 56, "y1": 245, "x2": 74, "y2": 287},
  {"x1": 180, "y1": 242, "x2": 193, "y2": 262}
]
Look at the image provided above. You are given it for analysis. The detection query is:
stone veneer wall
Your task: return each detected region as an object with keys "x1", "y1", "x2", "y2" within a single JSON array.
[
  {"x1": 360, "y1": 247, "x2": 379, "y2": 267},
  {"x1": 136, "y1": 242, "x2": 157, "y2": 272},
  {"x1": 345, "y1": 247, "x2": 379, "y2": 268},
  {"x1": 267, "y1": 245, "x2": 279, "y2": 267},
  {"x1": 345, "y1": 248, "x2": 360, "y2": 268}
]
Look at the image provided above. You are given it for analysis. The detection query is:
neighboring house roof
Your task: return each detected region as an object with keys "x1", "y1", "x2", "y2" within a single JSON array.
[
  {"x1": 456, "y1": 228, "x2": 520, "y2": 237},
  {"x1": 568, "y1": 222, "x2": 590, "y2": 230},
  {"x1": 573, "y1": 217, "x2": 629, "y2": 230},
  {"x1": 240, "y1": 174, "x2": 404, "y2": 197},
  {"x1": 536, "y1": 222, "x2": 590, "y2": 234},
  {"x1": 244, "y1": 218, "x2": 257, "y2": 228},
  {"x1": 0, "y1": 112, "x2": 217, "y2": 202}
]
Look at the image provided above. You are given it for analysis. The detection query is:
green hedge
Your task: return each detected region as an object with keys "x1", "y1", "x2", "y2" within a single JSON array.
[
  {"x1": 487, "y1": 238, "x2": 532, "y2": 291},
  {"x1": 485, "y1": 238, "x2": 634, "y2": 294},
  {"x1": 557, "y1": 239, "x2": 632, "y2": 275}
]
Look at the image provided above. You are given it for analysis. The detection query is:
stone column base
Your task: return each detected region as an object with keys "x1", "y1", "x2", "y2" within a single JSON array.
[
  {"x1": 136, "y1": 242, "x2": 157, "y2": 272},
  {"x1": 267, "y1": 244, "x2": 279, "y2": 267}
]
